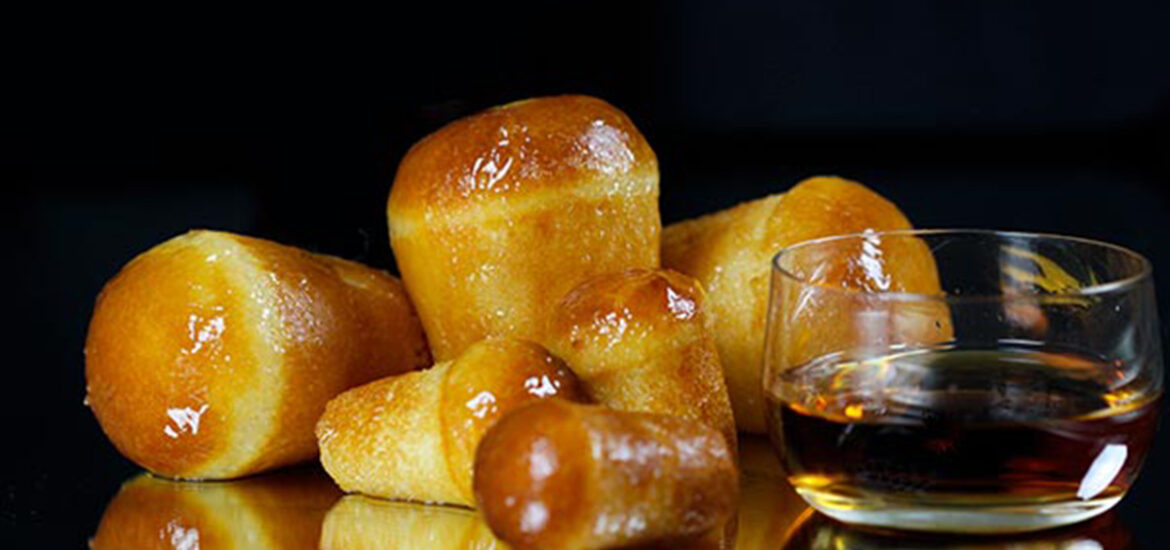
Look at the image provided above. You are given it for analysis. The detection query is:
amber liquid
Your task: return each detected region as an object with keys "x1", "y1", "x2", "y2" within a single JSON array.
[{"x1": 766, "y1": 347, "x2": 1161, "y2": 532}]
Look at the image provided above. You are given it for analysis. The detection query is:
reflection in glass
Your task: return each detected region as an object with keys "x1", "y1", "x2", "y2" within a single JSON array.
[
  {"x1": 91, "y1": 467, "x2": 341, "y2": 549},
  {"x1": 782, "y1": 510, "x2": 1136, "y2": 550}
]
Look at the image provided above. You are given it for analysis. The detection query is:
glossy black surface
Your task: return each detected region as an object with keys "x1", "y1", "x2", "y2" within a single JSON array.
[
  {"x1": 5, "y1": 3, "x2": 1168, "y2": 547},
  {"x1": 54, "y1": 440, "x2": 1159, "y2": 548},
  {"x1": 782, "y1": 510, "x2": 1138, "y2": 550}
]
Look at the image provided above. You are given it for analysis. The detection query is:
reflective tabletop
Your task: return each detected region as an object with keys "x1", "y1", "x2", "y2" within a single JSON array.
[{"x1": 84, "y1": 437, "x2": 1139, "y2": 549}]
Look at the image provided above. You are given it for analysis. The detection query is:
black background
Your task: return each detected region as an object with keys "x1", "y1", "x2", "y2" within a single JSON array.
[{"x1": 5, "y1": 3, "x2": 1169, "y2": 546}]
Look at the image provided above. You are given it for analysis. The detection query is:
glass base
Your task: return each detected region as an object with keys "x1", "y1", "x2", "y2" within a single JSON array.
[{"x1": 796, "y1": 487, "x2": 1123, "y2": 534}]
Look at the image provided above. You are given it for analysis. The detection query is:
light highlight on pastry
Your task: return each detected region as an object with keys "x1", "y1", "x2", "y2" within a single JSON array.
[
  {"x1": 85, "y1": 230, "x2": 430, "y2": 479},
  {"x1": 474, "y1": 400, "x2": 738, "y2": 550},
  {"x1": 316, "y1": 338, "x2": 588, "y2": 507},
  {"x1": 662, "y1": 176, "x2": 948, "y2": 432},
  {"x1": 387, "y1": 95, "x2": 661, "y2": 361},
  {"x1": 545, "y1": 268, "x2": 736, "y2": 451}
]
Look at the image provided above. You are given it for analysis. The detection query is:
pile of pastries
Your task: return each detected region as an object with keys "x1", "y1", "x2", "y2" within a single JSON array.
[{"x1": 85, "y1": 95, "x2": 935, "y2": 549}]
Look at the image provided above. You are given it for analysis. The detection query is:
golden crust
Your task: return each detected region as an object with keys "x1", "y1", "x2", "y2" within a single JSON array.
[
  {"x1": 386, "y1": 96, "x2": 661, "y2": 362},
  {"x1": 662, "y1": 176, "x2": 937, "y2": 433},
  {"x1": 545, "y1": 269, "x2": 737, "y2": 452},
  {"x1": 552, "y1": 268, "x2": 707, "y2": 332},
  {"x1": 474, "y1": 400, "x2": 738, "y2": 550},
  {"x1": 91, "y1": 469, "x2": 341, "y2": 550},
  {"x1": 388, "y1": 95, "x2": 657, "y2": 213},
  {"x1": 316, "y1": 364, "x2": 456, "y2": 503},
  {"x1": 85, "y1": 230, "x2": 430, "y2": 479},
  {"x1": 315, "y1": 338, "x2": 588, "y2": 507}
]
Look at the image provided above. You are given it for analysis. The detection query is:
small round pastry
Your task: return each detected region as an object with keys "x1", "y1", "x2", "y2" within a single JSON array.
[
  {"x1": 85, "y1": 230, "x2": 431, "y2": 480},
  {"x1": 91, "y1": 468, "x2": 342, "y2": 550},
  {"x1": 662, "y1": 176, "x2": 951, "y2": 432},
  {"x1": 316, "y1": 338, "x2": 588, "y2": 507},
  {"x1": 387, "y1": 95, "x2": 661, "y2": 362},
  {"x1": 474, "y1": 400, "x2": 739, "y2": 550},
  {"x1": 545, "y1": 268, "x2": 736, "y2": 452}
]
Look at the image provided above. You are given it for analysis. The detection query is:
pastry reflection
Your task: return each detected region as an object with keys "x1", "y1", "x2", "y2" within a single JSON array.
[
  {"x1": 319, "y1": 495, "x2": 745, "y2": 550},
  {"x1": 92, "y1": 438, "x2": 1128, "y2": 550},
  {"x1": 734, "y1": 440, "x2": 810, "y2": 550},
  {"x1": 739, "y1": 435, "x2": 786, "y2": 480},
  {"x1": 319, "y1": 495, "x2": 507, "y2": 549},
  {"x1": 91, "y1": 466, "x2": 341, "y2": 549},
  {"x1": 781, "y1": 510, "x2": 1135, "y2": 550}
]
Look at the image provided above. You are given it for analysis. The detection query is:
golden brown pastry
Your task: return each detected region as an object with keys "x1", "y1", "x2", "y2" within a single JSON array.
[
  {"x1": 474, "y1": 400, "x2": 738, "y2": 550},
  {"x1": 316, "y1": 338, "x2": 588, "y2": 506},
  {"x1": 320, "y1": 496, "x2": 509, "y2": 550},
  {"x1": 387, "y1": 95, "x2": 661, "y2": 361},
  {"x1": 545, "y1": 268, "x2": 736, "y2": 452},
  {"x1": 662, "y1": 176, "x2": 949, "y2": 432},
  {"x1": 85, "y1": 230, "x2": 430, "y2": 479},
  {"x1": 766, "y1": 216, "x2": 953, "y2": 392},
  {"x1": 90, "y1": 468, "x2": 341, "y2": 550}
]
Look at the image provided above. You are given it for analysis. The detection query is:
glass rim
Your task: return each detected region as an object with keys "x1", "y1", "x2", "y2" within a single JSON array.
[{"x1": 771, "y1": 228, "x2": 1153, "y2": 303}]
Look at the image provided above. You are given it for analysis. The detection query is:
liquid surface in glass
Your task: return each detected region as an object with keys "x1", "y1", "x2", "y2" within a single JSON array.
[{"x1": 766, "y1": 345, "x2": 1161, "y2": 533}]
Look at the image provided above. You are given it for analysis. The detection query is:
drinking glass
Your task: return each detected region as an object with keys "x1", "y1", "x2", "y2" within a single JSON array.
[{"x1": 763, "y1": 230, "x2": 1162, "y2": 533}]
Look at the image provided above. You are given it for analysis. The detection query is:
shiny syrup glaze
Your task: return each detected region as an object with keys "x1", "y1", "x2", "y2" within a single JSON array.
[
  {"x1": 440, "y1": 338, "x2": 589, "y2": 499},
  {"x1": 550, "y1": 268, "x2": 706, "y2": 376},
  {"x1": 547, "y1": 268, "x2": 738, "y2": 453},
  {"x1": 474, "y1": 401, "x2": 738, "y2": 550},
  {"x1": 233, "y1": 234, "x2": 429, "y2": 477},
  {"x1": 385, "y1": 96, "x2": 661, "y2": 363},
  {"x1": 84, "y1": 232, "x2": 245, "y2": 476},
  {"x1": 85, "y1": 230, "x2": 429, "y2": 479},
  {"x1": 554, "y1": 268, "x2": 703, "y2": 342},
  {"x1": 388, "y1": 95, "x2": 657, "y2": 211}
]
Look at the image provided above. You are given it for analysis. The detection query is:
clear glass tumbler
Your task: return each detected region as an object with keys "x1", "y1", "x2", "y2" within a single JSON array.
[{"x1": 763, "y1": 230, "x2": 1162, "y2": 533}]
